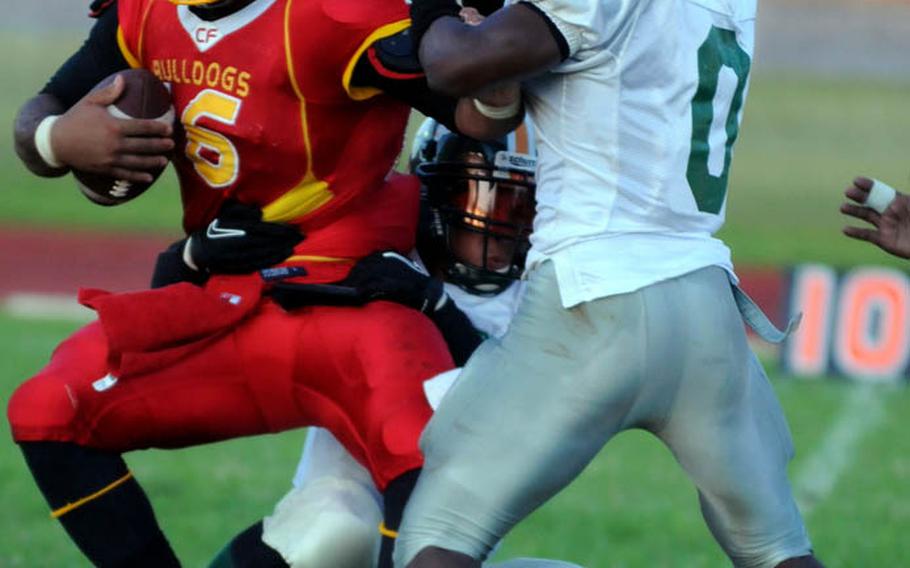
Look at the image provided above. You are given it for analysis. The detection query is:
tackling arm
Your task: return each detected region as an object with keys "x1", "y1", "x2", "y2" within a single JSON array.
[
  {"x1": 340, "y1": 252, "x2": 485, "y2": 366},
  {"x1": 413, "y1": 2, "x2": 567, "y2": 97},
  {"x1": 453, "y1": 85, "x2": 524, "y2": 142},
  {"x1": 349, "y1": 27, "x2": 522, "y2": 140}
]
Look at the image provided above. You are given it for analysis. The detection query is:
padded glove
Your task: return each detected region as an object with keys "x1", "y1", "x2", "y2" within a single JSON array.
[
  {"x1": 184, "y1": 200, "x2": 303, "y2": 274},
  {"x1": 342, "y1": 251, "x2": 448, "y2": 314},
  {"x1": 150, "y1": 239, "x2": 208, "y2": 288}
]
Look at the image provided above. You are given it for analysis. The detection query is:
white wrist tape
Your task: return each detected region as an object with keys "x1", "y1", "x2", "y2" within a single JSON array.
[
  {"x1": 182, "y1": 238, "x2": 200, "y2": 271},
  {"x1": 34, "y1": 115, "x2": 63, "y2": 169},
  {"x1": 472, "y1": 97, "x2": 521, "y2": 120},
  {"x1": 866, "y1": 179, "x2": 897, "y2": 214}
]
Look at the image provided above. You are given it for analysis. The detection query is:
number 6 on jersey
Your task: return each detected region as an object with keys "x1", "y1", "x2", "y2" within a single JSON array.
[{"x1": 183, "y1": 89, "x2": 242, "y2": 188}]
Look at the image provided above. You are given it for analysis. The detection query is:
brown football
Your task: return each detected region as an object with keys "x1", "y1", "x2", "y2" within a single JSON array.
[{"x1": 73, "y1": 69, "x2": 174, "y2": 206}]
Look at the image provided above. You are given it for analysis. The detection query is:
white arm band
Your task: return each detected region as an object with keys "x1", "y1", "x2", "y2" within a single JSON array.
[
  {"x1": 472, "y1": 97, "x2": 521, "y2": 120},
  {"x1": 866, "y1": 179, "x2": 898, "y2": 214},
  {"x1": 34, "y1": 115, "x2": 64, "y2": 169}
]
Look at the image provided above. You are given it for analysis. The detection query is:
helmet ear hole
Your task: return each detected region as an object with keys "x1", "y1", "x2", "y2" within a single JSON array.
[{"x1": 411, "y1": 118, "x2": 537, "y2": 296}]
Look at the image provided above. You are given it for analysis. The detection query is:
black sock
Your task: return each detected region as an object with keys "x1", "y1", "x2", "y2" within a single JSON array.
[
  {"x1": 19, "y1": 441, "x2": 180, "y2": 568},
  {"x1": 378, "y1": 468, "x2": 422, "y2": 568},
  {"x1": 208, "y1": 520, "x2": 288, "y2": 568}
]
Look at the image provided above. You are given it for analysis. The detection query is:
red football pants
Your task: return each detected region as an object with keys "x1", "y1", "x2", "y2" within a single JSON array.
[{"x1": 7, "y1": 299, "x2": 453, "y2": 490}]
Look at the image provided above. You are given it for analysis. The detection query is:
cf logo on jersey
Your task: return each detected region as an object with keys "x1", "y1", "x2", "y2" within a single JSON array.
[{"x1": 195, "y1": 26, "x2": 219, "y2": 44}]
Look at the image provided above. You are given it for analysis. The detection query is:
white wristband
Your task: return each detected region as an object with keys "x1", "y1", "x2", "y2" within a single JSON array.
[
  {"x1": 472, "y1": 97, "x2": 521, "y2": 120},
  {"x1": 865, "y1": 179, "x2": 897, "y2": 214},
  {"x1": 34, "y1": 115, "x2": 64, "y2": 169}
]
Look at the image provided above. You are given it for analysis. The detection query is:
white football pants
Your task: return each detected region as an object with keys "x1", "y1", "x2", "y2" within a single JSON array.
[{"x1": 395, "y1": 262, "x2": 812, "y2": 568}]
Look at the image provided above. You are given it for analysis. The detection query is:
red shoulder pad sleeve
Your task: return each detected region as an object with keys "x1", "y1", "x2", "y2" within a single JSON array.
[
  {"x1": 286, "y1": 0, "x2": 410, "y2": 101},
  {"x1": 117, "y1": 0, "x2": 154, "y2": 68}
]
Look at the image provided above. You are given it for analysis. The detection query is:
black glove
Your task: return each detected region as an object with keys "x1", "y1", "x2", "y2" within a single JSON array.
[
  {"x1": 342, "y1": 251, "x2": 448, "y2": 314},
  {"x1": 409, "y1": 0, "x2": 461, "y2": 51},
  {"x1": 185, "y1": 201, "x2": 304, "y2": 274},
  {"x1": 150, "y1": 239, "x2": 209, "y2": 288},
  {"x1": 345, "y1": 251, "x2": 484, "y2": 363}
]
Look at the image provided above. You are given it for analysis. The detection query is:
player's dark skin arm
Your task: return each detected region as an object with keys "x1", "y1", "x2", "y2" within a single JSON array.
[
  {"x1": 452, "y1": 88, "x2": 523, "y2": 141},
  {"x1": 352, "y1": 27, "x2": 522, "y2": 141},
  {"x1": 14, "y1": 94, "x2": 69, "y2": 178},
  {"x1": 433, "y1": 8, "x2": 523, "y2": 139},
  {"x1": 418, "y1": 4, "x2": 564, "y2": 97},
  {"x1": 12, "y1": 5, "x2": 173, "y2": 183},
  {"x1": 14, "y1": 80, "x2": 174, "y2": 183}
]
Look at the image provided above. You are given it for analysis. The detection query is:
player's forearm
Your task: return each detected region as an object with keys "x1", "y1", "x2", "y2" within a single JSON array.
[
  {"x1": 419, "y1": 17, "x2": 511, "y2": 96},
  {"x1": 14, "y1": 94, "x2": 70, "y2": 178},
  {"x1": 418, "y1": 5, "x2": 562, "y2": 96},
  {"x1": 454, "y1": 93, "x2": 523, "y2": 141}
]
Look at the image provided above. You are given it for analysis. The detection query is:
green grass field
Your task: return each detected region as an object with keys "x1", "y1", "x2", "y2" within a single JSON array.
[
  {"x1": 1, "y1": 315, "x2": 908, "y2": 567},
  {"x1": 2, "y1": 28, "x2": 910, "y2": 568}
]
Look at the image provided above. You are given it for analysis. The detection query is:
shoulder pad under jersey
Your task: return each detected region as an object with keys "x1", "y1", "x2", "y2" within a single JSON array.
[
  {"x1": 372, "y1": 29, "x2": 422, "y2": 76},
  {"x1": 320, "y1": 0, "x2": 409, "y2": 29}
]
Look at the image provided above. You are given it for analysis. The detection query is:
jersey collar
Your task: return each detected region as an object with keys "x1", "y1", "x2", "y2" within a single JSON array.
[{"x1": 178, "y1": 0, "x2": 277, "y2": 53}]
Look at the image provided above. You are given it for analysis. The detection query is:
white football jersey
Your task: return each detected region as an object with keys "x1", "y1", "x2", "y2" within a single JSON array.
[
  {"x1": 519, "y1": 0, "x2": 756, "y2": 307},
  {"x1": 446, "y1": 282, "x2": 524, "y2": 339}
]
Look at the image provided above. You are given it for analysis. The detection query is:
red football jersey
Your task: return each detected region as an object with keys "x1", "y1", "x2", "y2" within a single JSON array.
[{"x1": 118, "y1": 0, "x2": 416, "y2": 282}]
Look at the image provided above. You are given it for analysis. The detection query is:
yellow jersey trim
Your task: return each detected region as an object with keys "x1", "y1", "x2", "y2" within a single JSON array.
[
  {"x1": 136, "y1": 0, "x2": 155, "y2": 66},
  {"x1": 50, "y1": 471, "x2": 134, "y2": 519},
  {"x1": 286, "y1": 255, "x2": 355, "y2": 264},
  {"x1": 341, "y1": 19, "x2": 411, "y2": 101},
  {"x1": 262, "y1": 177, "x2": 333, "y2": 223},
  {"x1": 116, "y1": 27, "x2": 142, "y2": 69},
  {"x1": 264, "y1": 0, "x2": 333, "y2": 223}
]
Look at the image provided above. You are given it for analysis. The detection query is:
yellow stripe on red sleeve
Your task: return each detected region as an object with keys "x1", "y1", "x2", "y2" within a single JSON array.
[
  {"x1": 117, "y1": 26, "x2": 142, "y2": 69},
  {"x1": 341, "y1": 19, "x2": 412, "y2": 101},
  {"x1": 117, "y1": 0, "x2": 156, "y2": 69}
]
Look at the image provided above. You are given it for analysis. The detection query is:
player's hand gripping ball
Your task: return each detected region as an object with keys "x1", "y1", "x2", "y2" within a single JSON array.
[{"x1": 74, "y1": 69, "x2": 174, "y2": 206}]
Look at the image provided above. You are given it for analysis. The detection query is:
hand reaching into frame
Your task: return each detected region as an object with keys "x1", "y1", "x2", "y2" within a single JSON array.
[{"x1": 841, "y1": 176, "x2": 910, "y2": 259}]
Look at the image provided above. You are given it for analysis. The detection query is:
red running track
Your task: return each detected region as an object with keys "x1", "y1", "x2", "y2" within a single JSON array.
[
  {"x1": 0, "y1": 226, "x2": 789, "y2": 330},
  {"x1": 0, "y1": 226, "x2": 172, "y2": 298}
]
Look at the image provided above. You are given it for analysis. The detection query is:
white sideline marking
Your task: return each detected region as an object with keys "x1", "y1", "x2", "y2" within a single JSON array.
[
  {"x1": 1, "y1": 293, "x2": 93, "y2": 322},
  {"x1": 793, "y1": 384, "x2": 888, "y2": 513}
]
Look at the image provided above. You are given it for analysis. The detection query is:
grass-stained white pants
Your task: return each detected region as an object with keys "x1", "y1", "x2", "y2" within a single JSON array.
[{"x1": 395, "y1": 263, "x2": 811, "y2": 568}]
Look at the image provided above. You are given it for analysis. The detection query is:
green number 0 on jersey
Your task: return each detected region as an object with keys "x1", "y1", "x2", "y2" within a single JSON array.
[{"x1": 686, "y1": 26, "x2": 751, "y2": 215}]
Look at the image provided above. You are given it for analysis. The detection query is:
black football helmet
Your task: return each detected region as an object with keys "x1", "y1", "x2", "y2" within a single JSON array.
[{"x1": 411, "y1": 118, "x2": 537, "y2": 296}]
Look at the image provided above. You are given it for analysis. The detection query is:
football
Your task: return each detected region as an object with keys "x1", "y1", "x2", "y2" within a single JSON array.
[{"x1": 73, "y1": 69, "x2": 174, "y2": 206}]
